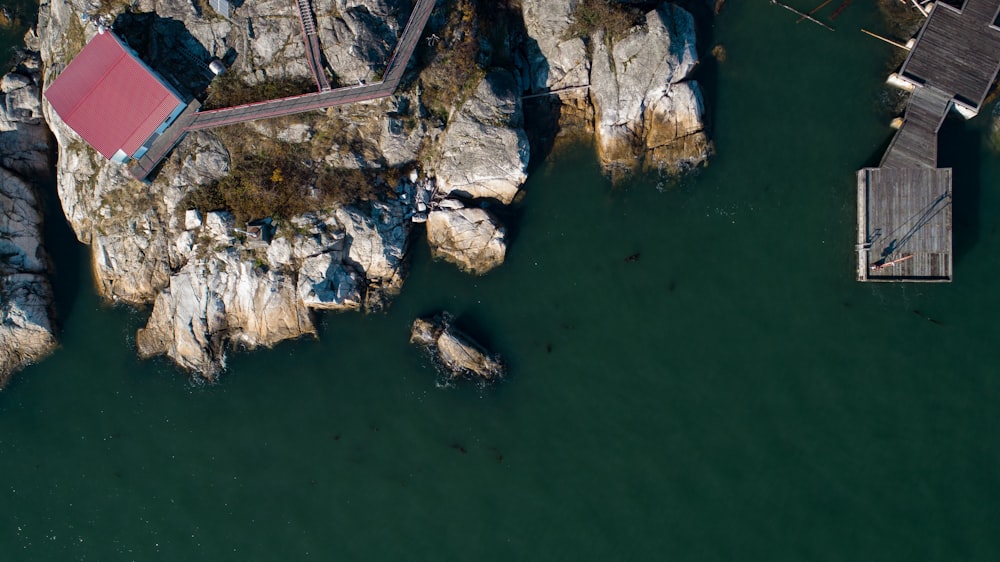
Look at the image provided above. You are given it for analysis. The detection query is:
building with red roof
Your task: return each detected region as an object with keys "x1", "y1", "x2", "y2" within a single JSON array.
[{"x1": 44, "y1": 28, "x2": 187, "y2": 164}]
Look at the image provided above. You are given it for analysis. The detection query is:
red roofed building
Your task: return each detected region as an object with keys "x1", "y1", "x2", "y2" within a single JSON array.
[{"x1": 45, "y1": 29, "x2": 187, "y2": 164}]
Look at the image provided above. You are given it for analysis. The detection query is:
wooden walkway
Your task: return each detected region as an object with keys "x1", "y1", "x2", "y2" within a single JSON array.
[
  {"x1": 295, "y1": 0, "x2": 331, "y2": 92},
  {"x1": 880, "y1": 85, "x2": 951, "y2": 168},
  {"x1": 856, "y1": 0, "x2": 1000, "y2": 282},
  {"x1": 129, "y1": 99, "x2": 202, "y2": 181},
  {"x1": 131, "y1": 0, "x2": 435, "y2": 180}
]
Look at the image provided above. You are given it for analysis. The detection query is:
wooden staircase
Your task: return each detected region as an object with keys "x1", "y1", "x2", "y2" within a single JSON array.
[{"x1": 294, "y1": 0, "x2": 331, "y2": 91}]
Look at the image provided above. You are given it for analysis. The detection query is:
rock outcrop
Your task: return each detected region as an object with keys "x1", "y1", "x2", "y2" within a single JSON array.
[
  {"x1": 426, "y1": 202, "x2": 507, "y2": 275},
  {"x1": 0, "y1": 43, "x2": 58, "y2": 386},
  {"x1": 136, "y1": 250, "x2": 314, "y2": 379},
  {"x1": 35, "y1": 0, "x2": 437, "y2": 378},
  {"x1": 434, "y1": 70, "x2": 530, "y2": 205},
  {"x1": 134, "y1": 196, "x2": 412, "y2": 375},
  {"x1": 590, "y1": 5, "x2": 710, "y2": 175},
  {"x1": 410, "y1": 313, "x2": 504, "y2": 382},
  {"x1": 30, "y1": 0, "x2": 710, "y2": 380},
  {"x1": 521, "y1": 1, "x2": 712, "y2": 176}
]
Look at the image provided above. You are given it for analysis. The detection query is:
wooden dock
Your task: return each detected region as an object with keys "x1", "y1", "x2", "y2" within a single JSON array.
[
  {"x1": 880, "y1": 85, "x2": 951, "y2": 168},
  {"x1": 856, "y1": 0, "x2": 1000, "y2": 282},
  {"x1": 856, "y1": 168, "x2": 952, "y2": 281}
]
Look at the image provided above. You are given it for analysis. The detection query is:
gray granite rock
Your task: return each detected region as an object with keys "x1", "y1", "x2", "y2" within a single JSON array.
[
  {"x1": 410, "y1": 313, "x2": 504, "y2": 382},
  {"x1": 137, "y1": 250, "x2": 315, "y2": 379},
  {"x1": 520, "y1": 0, "x2": 589, "y2": 92},
  {"x1": 434, "y1": 70, "x2": 529, "y2": 204},
  {"x1": 0, "y1": 49, "x2": 57, "y2": 386},
  {"x1": 426, "y1": 204, "x2": 507, "y2": 275},
  {"x1": 588, "y1": 4, "x2": 711, "y2": 175}
]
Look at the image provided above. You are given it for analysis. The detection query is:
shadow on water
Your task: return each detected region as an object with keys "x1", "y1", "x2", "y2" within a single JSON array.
[
  {"x1": 37, "y1": 167, "x2": 85, "y2": 333},
  {"x1": 679, "y1": 0, "x2": 720, "y2": 135},
  {"x1": 938, "y1": 115, "x2": 982, "y2": 262},
  {"x1": 862, "y1": 132, "x2": 895, "y2": 169}
]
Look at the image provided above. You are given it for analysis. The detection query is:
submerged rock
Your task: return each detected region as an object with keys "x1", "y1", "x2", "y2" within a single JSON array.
[
  {"x1": 410, "y1": 313, "x2": 504, "y2": 382},
  {"x1": 0, "y1": 45, "x2": 57, "y2": 387},
  {"x1": 426, "y1": 203, "x2": 507, "y2": 275}
]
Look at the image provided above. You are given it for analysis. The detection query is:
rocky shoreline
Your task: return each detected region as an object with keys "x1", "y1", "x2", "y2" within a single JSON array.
[
  {"x1": 0, "y1": 35, "x2": 57, "y2": 386},
  {"x1": 1, "y1": 0, "x2": 714, "y2": 385}
]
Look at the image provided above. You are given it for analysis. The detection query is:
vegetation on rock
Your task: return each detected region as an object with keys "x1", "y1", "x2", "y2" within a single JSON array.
[
  {"x1": 566, "y1": 0, "x2": 645, "y2": 43},
  {"x1": 202, "y1": 72, "x2": 317, "y2": 110},
  {"x1": 182, "y1": 125, "x2": 395, "y2": 225}
]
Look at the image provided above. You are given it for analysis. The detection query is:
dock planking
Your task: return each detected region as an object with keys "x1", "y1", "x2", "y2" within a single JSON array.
[
  {"x1": 129, "y1": 99, "x2": 201, "y2": 181},
  {"x1": 857, "y1": 168, "x2": 952, "y2": 282},
  {"x1": 880, "y1": 85, "x2": 951, "y2": 168}
]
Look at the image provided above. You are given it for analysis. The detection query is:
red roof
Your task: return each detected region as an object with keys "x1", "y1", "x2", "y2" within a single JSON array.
[{"x1": 44, "y1": 30, "x2": 184, "y2": 159}]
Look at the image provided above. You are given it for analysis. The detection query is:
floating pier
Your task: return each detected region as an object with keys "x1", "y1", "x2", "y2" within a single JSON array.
[{"x1": 857, "y1": 0, "x2": 1000, "y2": 282}]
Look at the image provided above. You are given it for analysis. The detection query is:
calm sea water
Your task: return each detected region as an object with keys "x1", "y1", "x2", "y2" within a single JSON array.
[{"x1": 3, "y1": 3, "x2": 1000, "y2": 560}]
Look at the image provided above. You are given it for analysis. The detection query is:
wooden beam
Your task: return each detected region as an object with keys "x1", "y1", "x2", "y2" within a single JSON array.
[
  {"x1": 797, "y1": 0, "x2": 834, "y2": 23},
  {"x1": 861, "y1": 28, "x2": 910, "y2": 51},
  {"x1": 770, "y1": 0, "x2": 835, "y2": 31}
]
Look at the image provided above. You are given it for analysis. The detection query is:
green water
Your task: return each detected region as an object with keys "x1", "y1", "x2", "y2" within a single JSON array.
[{"x1": 3, "y1": 3, "x2": 1000, "y2": 560}]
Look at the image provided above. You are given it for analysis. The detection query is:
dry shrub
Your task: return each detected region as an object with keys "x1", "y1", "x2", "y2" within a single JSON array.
[
  {"x1": 182, "y1": 141, "x2": 314, "y2": 224},
  {"x1": 203, "y1": 72, "x2": 316, "y2": 110},
  {"x1": 566, "y1": 0, "x2": 645, "y2": 43},
  {"x1": 315, "y1": 167, "x2": 388, "y2": 207},
  {"x1": 417, "y1": 0, "x2": 484, "y2": 121}
]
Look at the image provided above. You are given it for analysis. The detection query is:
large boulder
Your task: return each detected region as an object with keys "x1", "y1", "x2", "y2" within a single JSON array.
[
  {"x1": 410, "y1": 313, "x2": 504, "y2": 382},
  {"x1": 426, "y1": 204, "x2": 506, "y2": 275},
  {"x1": 317, "y1": 0, "x2": 409, "y2": 85},
  {"x1": 589, "y1": 5, "x2": 711, "y2": 175},
  {"x1": 520, "y1": 1, "x2": 712, "y2": 176},
  {"x1": 434, "y1": 70, "x2": 530, "y2": 204},
  {"x1": 0, "y1": 46, "x2": 57, "y2": 387}
]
